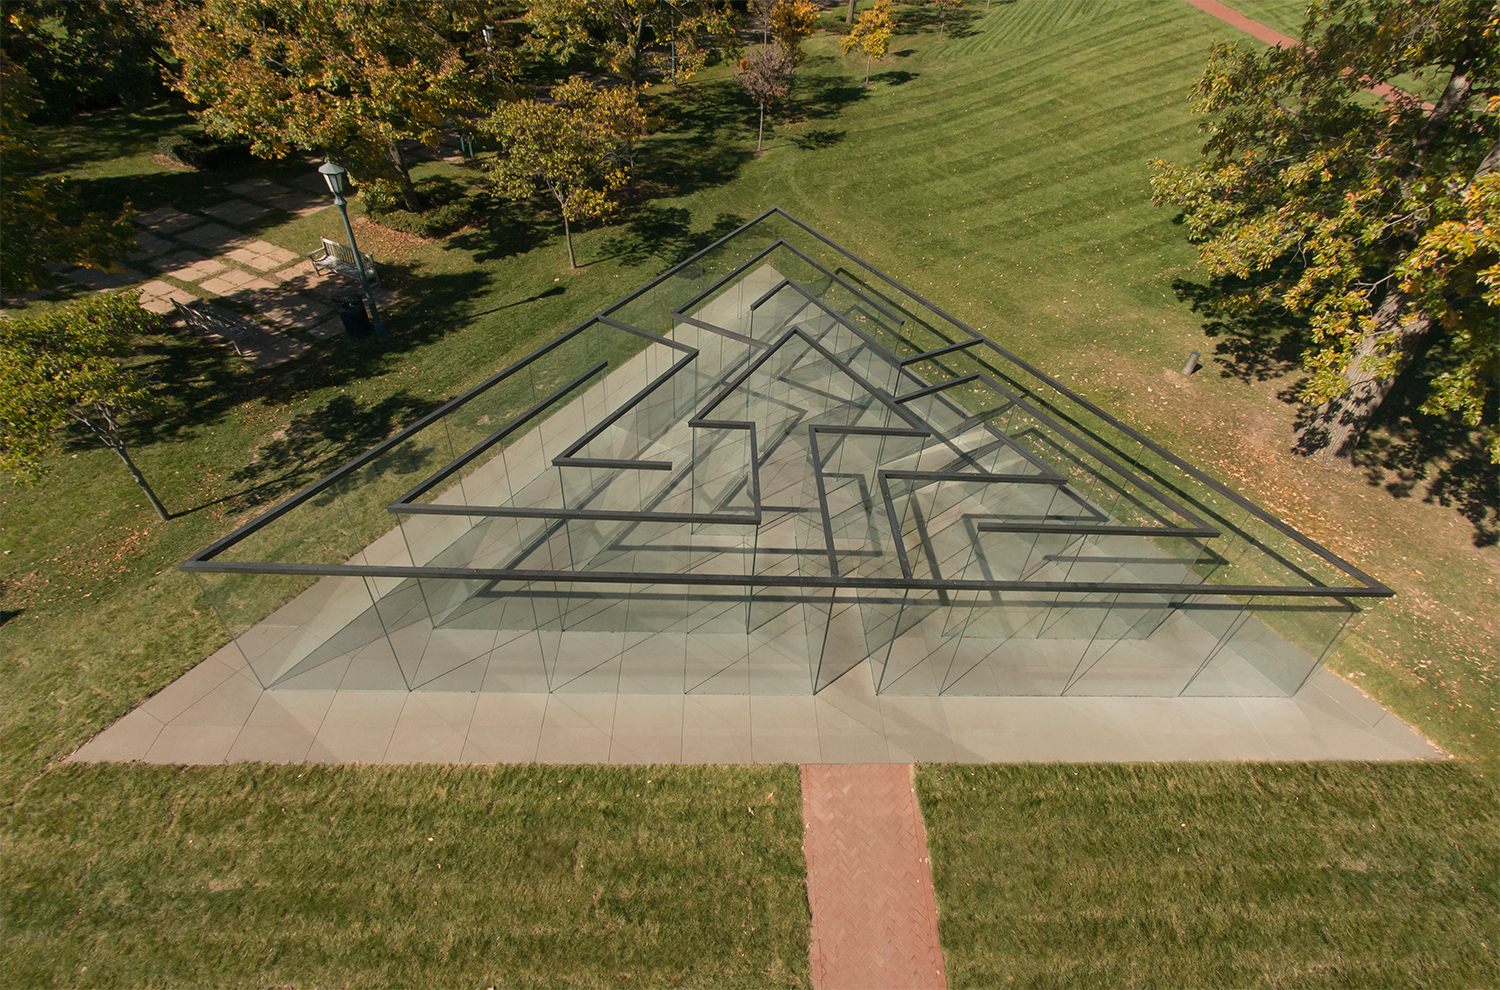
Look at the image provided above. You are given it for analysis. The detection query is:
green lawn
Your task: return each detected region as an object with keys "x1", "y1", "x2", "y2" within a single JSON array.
[
  {"x1": 917, "y1": 763, "x2": 1500, "y2": 989},
  {"x1": 2, "y1": 0, "x2": 1497, "y2": 986},
  {"x1": 4, "y1": 764, "x2": 808, "y2": 988}
]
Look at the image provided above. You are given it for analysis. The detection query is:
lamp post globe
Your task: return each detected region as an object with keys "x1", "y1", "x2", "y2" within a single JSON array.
[{"x1": 319, "y1": 158, "x2": 350, "y2": 198}]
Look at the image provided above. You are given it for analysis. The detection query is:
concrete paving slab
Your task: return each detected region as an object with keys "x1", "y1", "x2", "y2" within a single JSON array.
[
  {"x1": 62, "y1": 266, "x2": 145, "y2": 291},
  {"x1": 175, "y1": 221, "x2": 246, "y2": 251},
  {"x1": 227, "y1": 178, "x2": 294, "y2": 199},
  {"x1": 158, "y1": 253, "x2": 227, "y2": 281},
  {"x1": 127, "y1": 231, "x2": 176, "y2": 261},
  {"x1": 72, "y1": 653, "x2": 1444, "y2": 766},
  {"x1": 133, "y1": 206, "x2": 200, "y2": 235},
  {"x1": 203, "y1": 199, "x2": 271, "y2": 225}
]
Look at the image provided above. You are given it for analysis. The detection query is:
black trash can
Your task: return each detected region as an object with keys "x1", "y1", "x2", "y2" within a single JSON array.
[{"x1": 334, "y1": 291, "x2": 374, "y2": 338}]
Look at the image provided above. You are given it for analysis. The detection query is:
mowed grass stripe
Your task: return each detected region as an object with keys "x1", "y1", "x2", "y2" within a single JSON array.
[
  {"x1": 917, "y1": 763, "x2": 1500, "y2": 990},
  {"x1": 2, "y1": 764, "x2": 811, "y2": 988}
]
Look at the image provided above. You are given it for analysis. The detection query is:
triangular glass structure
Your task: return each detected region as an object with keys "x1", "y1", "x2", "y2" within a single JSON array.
[{"x1": 184, "y1": 209, "x2": 1389, "y2": 697}]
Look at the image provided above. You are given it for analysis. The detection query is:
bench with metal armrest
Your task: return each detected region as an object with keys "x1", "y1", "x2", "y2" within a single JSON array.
[{"x1": 307, "y1": 236, "x2": 378, "y2": 283}]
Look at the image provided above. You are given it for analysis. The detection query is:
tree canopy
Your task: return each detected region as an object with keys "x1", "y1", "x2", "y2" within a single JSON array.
[
  {"x1": 484, "y1": 76, "x2": 647, "y2": 268},
  {"x1": 0, "y1": 291, "x2": 169, "y2": 519},
  {"x1": 843, "y1": 0, "x2": 895, "y2": 86},
  {"x1": 768, "y1": 0, "x2": 821, "y2": 60},
  {"x1": 1151, "y1": 0, "x2": 1499, "y2": 461},
  {"x1": 524, "y1": 0, "x2": 738, "y2": 84},
  {"x1": 0, "y1": 52, "x2": 134, "y2": 295},
  {"x1": 738, "y1": 44, "x2": 797, "y2": 151},
  {"x1": 0, "y1": 0, "x2": 166, "y2": 118},
  {"x1": 156, "y1": 0, "x2": 494, "y2": 212}
]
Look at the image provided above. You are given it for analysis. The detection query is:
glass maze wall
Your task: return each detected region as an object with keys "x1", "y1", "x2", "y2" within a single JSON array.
[{"x1": 191, "y1": 213, "x2": 1371, "y2": 696}]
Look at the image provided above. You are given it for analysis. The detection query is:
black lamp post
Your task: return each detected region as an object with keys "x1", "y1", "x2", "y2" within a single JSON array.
[{"x1": 318, "y1": 158, "x2": 385, "y2": 339}]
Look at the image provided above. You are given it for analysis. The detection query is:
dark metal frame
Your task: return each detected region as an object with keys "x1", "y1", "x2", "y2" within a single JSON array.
[{"x1": 182, "y1": 207, "x2": 1391, "y2": 607}]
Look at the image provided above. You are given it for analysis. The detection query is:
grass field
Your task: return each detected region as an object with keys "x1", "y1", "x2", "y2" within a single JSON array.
[
  {"x1": 918, "y1": 763, "x2": 1500, "y2": 989},
  {"x1": 2, "y1": 1, "x2": 1497, "y2": 985},
  {"x1": 4, "y1": 764, "x2": 808, "y2": 988}
]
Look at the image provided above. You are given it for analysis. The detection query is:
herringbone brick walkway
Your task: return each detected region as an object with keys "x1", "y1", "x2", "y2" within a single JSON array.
[{"x1": 801, "y1": 764, "x2": 947, "y2": 990}]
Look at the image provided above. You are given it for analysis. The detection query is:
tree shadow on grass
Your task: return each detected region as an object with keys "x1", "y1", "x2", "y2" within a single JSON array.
[
  {"x1": 640, "y1": 71, "x2": 866, "y2": 195},
  {"x1": 167, "y1": 390, "x2": 439, "y2": 518},
  {"x1": 638, "y1": 80, "x2": 759, "y2": 197},
  {"x1": 595, "y1": 206, "x2": 750, "y2": 270},
  {"x1": 871, "y1": 69, "x2": 919, "y2": 86},
  {"x1": 787, "y1": 72, "x2": 869, "y2": 124},
  {"x1": 895, "y1": 5, "x2": 981, "y2": 38},
  {"x1": 1348, "y1": 355, "x2": 1500, "y2": 548},
  {"x1": 445, "y1": 199, "x2": 559, "y2": 265},
  {"x1": 791, "y1": 128, "x2": 846, "y2": 150},
  {"x1": 1172, "y1": 276, "x2": 1310, "y2": 383},
  {"x1": 1175, "y1": 275, "x2": 1498, "y2": 546}
]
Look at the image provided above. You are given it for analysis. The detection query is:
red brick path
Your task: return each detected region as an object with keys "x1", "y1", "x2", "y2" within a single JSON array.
[
  {"x1": 1179, "y1": 0, "x2": 1416, "y2": 105},
  {"x1": 801, "y1": 764, "x2": 947, "y2": 990}
]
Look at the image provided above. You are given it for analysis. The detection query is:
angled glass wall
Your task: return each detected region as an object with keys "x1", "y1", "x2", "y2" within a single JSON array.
[{"x1": 186, "y1": 209, "x2": 1390, "y2": 698}]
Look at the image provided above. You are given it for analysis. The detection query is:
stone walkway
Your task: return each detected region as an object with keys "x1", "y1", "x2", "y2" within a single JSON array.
[
  {"x1": 803, "y1": 764, "x2": 947, "y2": 990},
  {"x1": 61, "y1": 174, "x2": 364, "y2": 367}
]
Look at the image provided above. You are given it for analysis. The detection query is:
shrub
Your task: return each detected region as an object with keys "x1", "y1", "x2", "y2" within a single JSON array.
[
  {"x1": 365, "y1": 178, "x2": 483, "y2": 237},
  {"x1": 155, "y1": 129, "x2": 252, "y2": 170},
  {"x1": 357, "y1": 179, "x2": 402, "y2": 214},
  {"x1": 367, "y1": 198, "x2": 478, "y2": 237}
]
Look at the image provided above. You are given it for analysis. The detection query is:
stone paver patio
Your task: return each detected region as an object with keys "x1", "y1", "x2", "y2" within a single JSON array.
[
  {"x1": 136, "y1": 279, "x2": 198, "y2": 314},
  {"x1": 202, "y1": 198, "x2": 271, "y2": 225},
  {"x1": 61, "y1": 177, "x2": 352, "y2": 365}
]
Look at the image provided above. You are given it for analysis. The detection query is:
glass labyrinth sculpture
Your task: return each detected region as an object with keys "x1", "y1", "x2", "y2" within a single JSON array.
[{"x1": 184, "y1": 209, "x2": 1391, "y2": 697}]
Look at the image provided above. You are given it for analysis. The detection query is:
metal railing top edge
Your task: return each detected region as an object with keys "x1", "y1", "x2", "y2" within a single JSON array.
[
  {"x1": 768, "y1": 207, "x2": 1391, "y2": 596},
  {"x1": 177, "y1": 557, "x2": 1390, "y2": 599}
]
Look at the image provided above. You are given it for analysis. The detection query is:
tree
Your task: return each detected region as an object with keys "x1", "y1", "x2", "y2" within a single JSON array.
[
  {"x1": 0, "y1": 52, "x2": 133, "y2": 295},
  {"x1": 0, "y1": 292, "x2": 170, "y2": 520},
  {"x1": 769, "y1": 0, "x2": 821, "y2": 60},
  {"x1": 737, "y1": 45, "x2": 796, "y2": 152},
  {"x1": 524, "y1": 0, "x2": 738, "y2": 85},
  {"x1": 1150, "y1": 0, "x2": 1500, "y2": 461},
  {"x1": 0, "y1": 0, "x2": 166, "y2": 118},
  {"x1": 931, "y1": 0, "x2": 964, "y2": 37},
  {"x1": 157, "y1": 0, "x2": 490, "y2": 213},
  {"x1": 484, "y1": 77, "x2": 647, "y2": 269},
  {"x1": 842, "y1": 0, "x2": 894, "y2": 87}
]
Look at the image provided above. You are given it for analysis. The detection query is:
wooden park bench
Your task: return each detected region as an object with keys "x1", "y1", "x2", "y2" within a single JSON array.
[{"x1": 307, "y1": 237, "x2": 378, "y2": 283}]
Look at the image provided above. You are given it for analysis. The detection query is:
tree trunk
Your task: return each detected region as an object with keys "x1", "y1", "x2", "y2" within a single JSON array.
[
  {"x1": 1299, "y1": 290, "x2": 1432, "y2": 459},
  {"x1": 864, "y1": 52, "x2": 871, "y2": 87},
  {"x1": 112, "y1": 438, "x2": 169, "y2": 521},
  {"x1": 1298, "y1": 130, "x2": 1499, "y2": 460},
  {"x1": 757, "y1": 101, "x2": 765, "y2": 151},
  {"x1": 562, "y1": 212, "x2": 577, "y2": 269},
  {"x1": 630, "y1": 14, "x2": 646, "y2": 84},
  {"x1": 1292, "y1": 66, "x2": 1491, "y2": 461},
  {"x1": 387, "y1": 139, "x2": 423, "y2": 212},
  {"x1": 847, "y1": 0, "x2": 857, "y2": 23}
]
